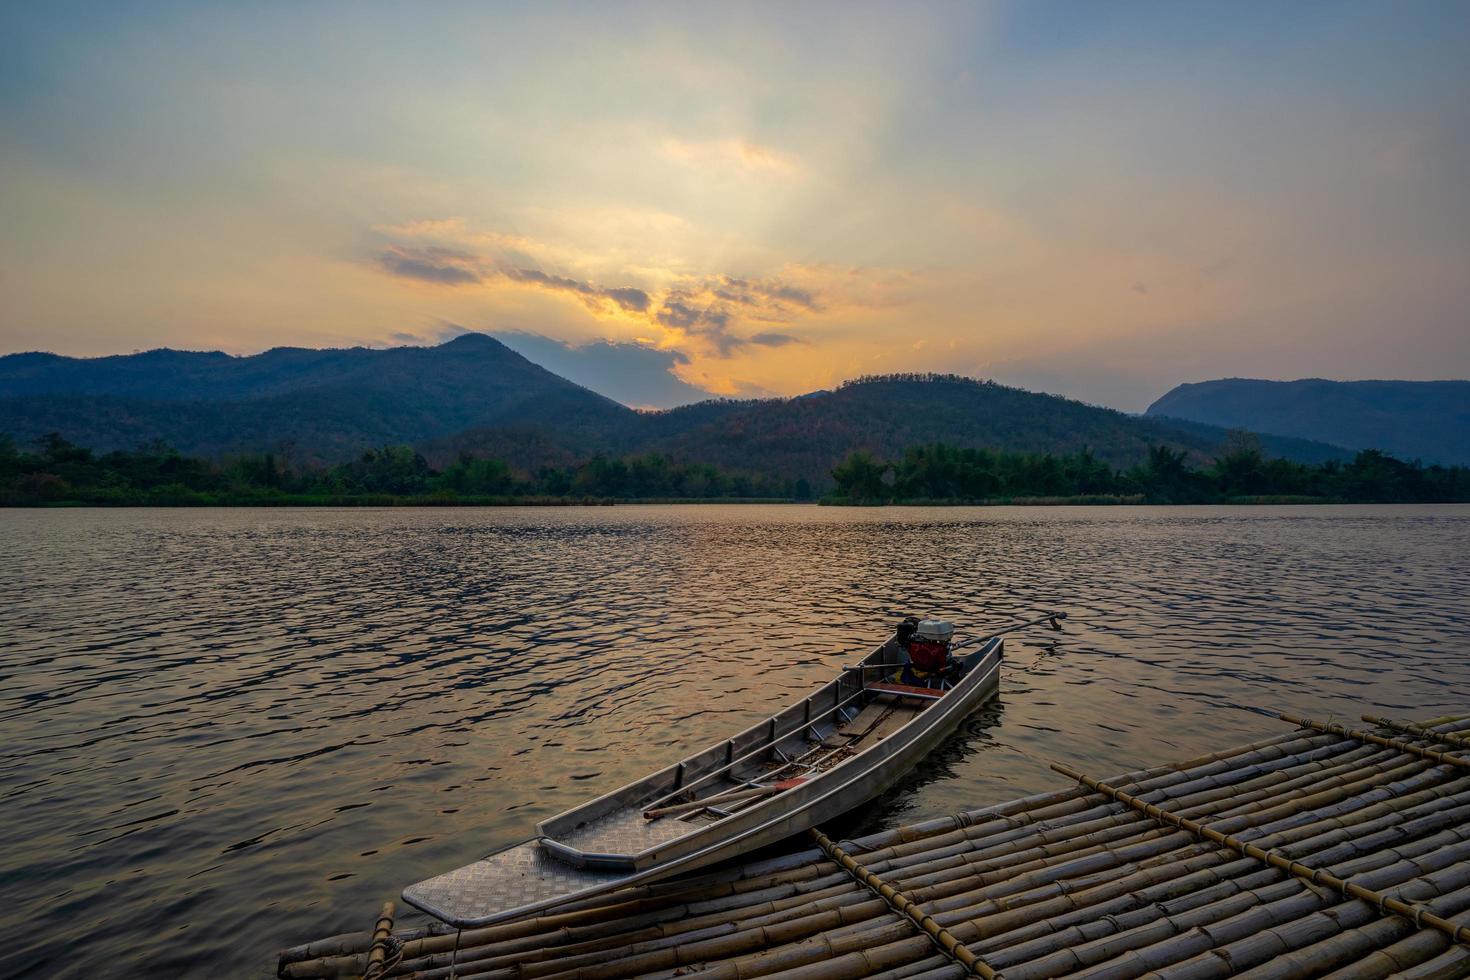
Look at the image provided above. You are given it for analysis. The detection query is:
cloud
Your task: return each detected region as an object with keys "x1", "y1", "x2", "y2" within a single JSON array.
[
  {"x1": 656, "y1": 297, "x2": 742, "y2": 354},
  {"x1": 377, "y1": 245, "x2": 482, "y2": 285},
  {"x1": 369, "y1": 221, "x2": 833, "y2": 359},
  {"x1": 622, "y1": 273, "x2": 819, "y2": 354},
  {"x1": 646, "y1": 273, "x2": 824, "y2": 355},
  {"x1": 652, "y1": 289, "x2": 812, "y2": 356},
  {"x1": 604, "y1": 287, "x2": 652, "y2": 313},
  {"x1": 711, "y1": 275, "x2": 820, "y2": 313},
  {"x1": 503, "y1": 267, "x2": 651, "y2": 313},
  {"x1": 390, "y1": 331, "x2": 426, "y2": 344},
  {"x1": 654, "y1": 298, "x2": 728, "y2": 331}
]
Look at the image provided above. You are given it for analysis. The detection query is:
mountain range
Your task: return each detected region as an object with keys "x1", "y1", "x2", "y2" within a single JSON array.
[
  {"x1": 1147, "y1": 379, "x2": 1470, "y2": 466},
  {"x1": 0, "y1": 334, "x2": 1362, "y2": 487}
]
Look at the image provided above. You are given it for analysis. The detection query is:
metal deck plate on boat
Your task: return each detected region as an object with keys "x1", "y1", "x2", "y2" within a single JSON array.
[
  {"x1": 557, "y1": 796, "x2": 721, "y2": 853},
  {"x1": 402, "y1": 840, "x2": 635, "y2": 924}
]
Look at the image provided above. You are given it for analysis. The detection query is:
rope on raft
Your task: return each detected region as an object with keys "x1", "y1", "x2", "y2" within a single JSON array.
[
  {"x1": 361, "y1": 901, "x2": 401, "y2": 979},
  {"x1": 1362, "y1": 713, "x2": 1470, "y2": 751},
  {"x1": 1280, "y1": 712, "x2": 1470, "y2": 771}
]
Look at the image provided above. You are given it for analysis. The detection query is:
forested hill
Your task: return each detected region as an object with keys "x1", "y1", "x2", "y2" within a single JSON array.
[
  {"x1": 2, "y1": 336, "x2": 1351, "y2": 486},
  {"x1": 0, "y1": 334, "x2": 635, "y2": 461},
  {"x1": 676, "y1": 375, "x2": 1348, "y2": 470},
  {"x1": 1147, "y1": 378, "x2": 1470, "y2": 466},
  {"x1": 431, "y1": 373, "x2": 1351, "y2": 485}
]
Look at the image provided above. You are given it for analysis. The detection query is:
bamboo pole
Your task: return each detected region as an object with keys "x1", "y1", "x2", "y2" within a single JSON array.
[
  {"x1": 865, "y1": 957, "x2": 962, "y2": 980},
  {"x1": 435, "y1": 834, "x2": 1146, "y2": 980},
  {"x1": 980, "y1": 791, "x2": 1470, "y2": 980},
  {"x1": 807, "y1": 826, "x2": 994, "y2": 978},
  {"x1": 858, "y1": 752, "x2": 1405, "y2": 928},
  {"x1": 1317, "y1": 900, "x2": 1470, "y2": 980},
  {"x1": 306, "y1": 872, "x2": 865, "y2": 980},
  {"x1": 893, "y1": 967, "x2": 968, "y2": 980},
  {"x1": 362, "y1": 902, "x2": 395, "y2": 980},
  {"x1": 1049, "y1": 833, "x2": 1470, "y2": 980},
  {"x1": 426, "y1": 822, "x2": 1193, "y2": 980},
  {"x1": 597, "y1": 768, "x2": 1470, "y2": 980},
  {"x1": 856, "y1": 730, "x2": 1348, "y2": 866},
  {"x1": 1381, "y1": 940, "x2": 1470, "y2": 980},
  {"x1": 1227, "y1": 882, "x2": 1470, "y2": 980},
  {"x1": 280, "y1": 852, "x2": 842, "y2": 970},
  {"x1": 905, "y1": 758, "x2": 1470, "y2": 934},
  {"x1": 407, "y1": 892, "x2": 889, "y2": 980},
  {"x1": 1362, "y1": 715, "x2": 1470, "y2": 751},
  {"x1": 1049, "y1": 762, "x2": 1470, "y2": 951},
  {"x1": 1280, "y1": 714, "x2": 1470, "y2": 771},
  {"x1": 856, "y1": 735, "x2": 1371, "y2": 880},
  {"x1": 1134, "y1": 854, "x2": 1470, "y2": 980},
  {"x1": 976, "y1": 787, "x2": 1470, "y2": 957},
  {"x1": 858, "y1": 954, "x2": 960, "y2": 980},
  {"x1": 420, "y1": 828, "x2": 1452, "y2": 980}
]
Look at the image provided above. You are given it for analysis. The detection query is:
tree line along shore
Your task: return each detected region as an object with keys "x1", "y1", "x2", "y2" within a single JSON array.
[
  {"x1": 826, "y1": 440, "x2": 1470, "y2": 504},
  {"x1": 2, "y1": 432, "x2": 1467, "y2": 507}
]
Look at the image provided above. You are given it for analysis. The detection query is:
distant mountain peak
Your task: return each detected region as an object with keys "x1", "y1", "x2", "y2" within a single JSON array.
[
  {"x1": 1147, "y1": 377, "x2": 1470, "y2": 465},
  {"x1": 439, "y1": 331, "x2": 503, "y2": 349},
  {"x1": 0, "y1": 333, "x2": 630, "y2": 461}
]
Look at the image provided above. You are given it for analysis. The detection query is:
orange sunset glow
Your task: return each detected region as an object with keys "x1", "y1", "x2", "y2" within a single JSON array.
[{"x1": 3, "y1": 3, "x2": 1466, "y2": 409}]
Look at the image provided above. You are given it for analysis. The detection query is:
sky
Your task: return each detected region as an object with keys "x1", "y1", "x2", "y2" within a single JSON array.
[{"x1": 1, "y1": 2, "x2": 1467, "y2": 411}]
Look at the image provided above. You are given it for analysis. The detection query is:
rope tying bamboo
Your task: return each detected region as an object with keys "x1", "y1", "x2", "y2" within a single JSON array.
[
  {"x1": 1280, "y1": 713, "x2": 1470, "y2": 771},
  {"x1": 361, "y1": 901, "x2": 397, "y2": 979},
  {"x1": 1048, "y1": 761, "x2": 1470, "y2": 951},
  {"x1": 807, "y1": 826, "x2": 998, "y2": 978},
  {"x1": 1362, "y1": 714, "x2": 1470, "y2": 750}
]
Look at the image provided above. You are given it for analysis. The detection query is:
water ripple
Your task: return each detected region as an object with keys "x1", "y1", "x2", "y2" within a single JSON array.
[{"x1": 0, "y1": 504, "x2": 1466, "y2": 977}]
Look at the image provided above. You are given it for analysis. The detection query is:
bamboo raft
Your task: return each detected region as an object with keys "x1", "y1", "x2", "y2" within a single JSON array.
[{"x1": 278, "y1": 710, "x2": 1470, "y2": 980}]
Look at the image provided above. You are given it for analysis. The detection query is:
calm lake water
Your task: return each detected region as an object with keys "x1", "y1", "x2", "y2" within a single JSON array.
[{"x1": 2, "y1": 504, "x2": 1468, "y2": 977}]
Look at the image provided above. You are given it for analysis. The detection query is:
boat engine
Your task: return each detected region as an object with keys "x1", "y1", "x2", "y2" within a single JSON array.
[
  {"x1": 896, "y1": 617, "x2": 958, "y2": 686},
  {"x1": 907, "y1": 619, "x2": 955, "y2": 673}
]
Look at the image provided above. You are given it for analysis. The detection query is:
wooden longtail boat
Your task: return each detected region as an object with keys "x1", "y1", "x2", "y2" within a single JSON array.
[{"x1": 401, "y1": 630, "x2": 1003, "y2": 927}]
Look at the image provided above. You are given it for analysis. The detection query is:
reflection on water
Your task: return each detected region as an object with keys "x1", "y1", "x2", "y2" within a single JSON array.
[{"x1": 1, "y1": 504, "x2": 1467, "y2": 977}]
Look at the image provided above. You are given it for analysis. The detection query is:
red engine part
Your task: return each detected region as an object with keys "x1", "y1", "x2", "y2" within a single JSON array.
[{"x1": 907, "y1": 639, "x2": 950, "y2": 673}]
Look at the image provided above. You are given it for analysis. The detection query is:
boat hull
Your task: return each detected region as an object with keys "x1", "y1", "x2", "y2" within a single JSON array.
[{"x1": 402, "y1": 638, "x2": 1002, "y2": 927}]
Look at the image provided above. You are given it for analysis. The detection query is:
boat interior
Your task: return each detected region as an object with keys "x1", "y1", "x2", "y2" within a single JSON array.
[{"x1": 536, "y1": 639, "x2": 976, "y2": 871}]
